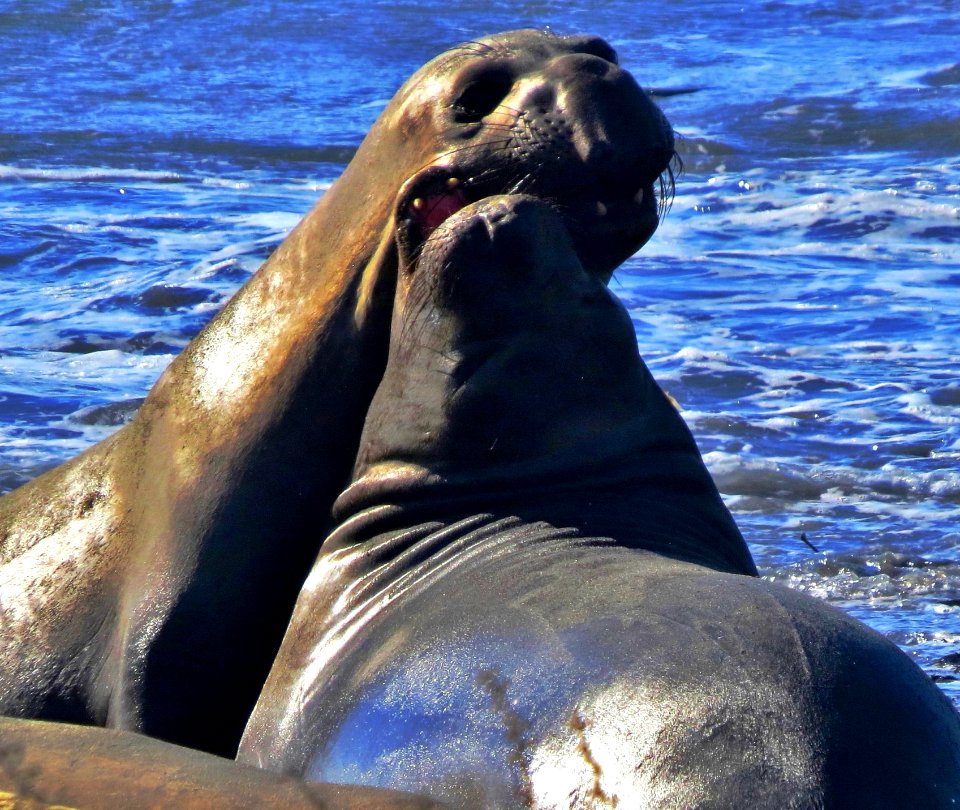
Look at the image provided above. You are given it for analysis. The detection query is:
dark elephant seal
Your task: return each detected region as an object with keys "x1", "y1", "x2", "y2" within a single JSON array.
[
  {"x1": 240, "y1": 194, "x2": 960, "y2": 807},
  {"x1": 0, "y1": 30, "x2": 674, "y2": 756},
  {"x1": 0, "y1": 717, "x2": 442, "y2": 809}
]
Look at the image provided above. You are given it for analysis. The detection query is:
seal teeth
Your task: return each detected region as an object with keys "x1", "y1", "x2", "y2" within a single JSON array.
[
  {"x1": 411, "y1": 198, "x2": 425, "y2": 211},
  {"x1": 596, "y1": 201, "x2": 608, "y2": 217},
  {"x1": 446, "y1": 176, "x2": 461, "y2": 189}
]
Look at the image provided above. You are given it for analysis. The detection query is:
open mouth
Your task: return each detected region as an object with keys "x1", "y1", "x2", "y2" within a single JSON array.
[
  {"x1": 406, "y1": 173, "x2": 471, "y2": 237},
  {"x1": 396, "y1": 165, "x2": 661, "y2": 277}
]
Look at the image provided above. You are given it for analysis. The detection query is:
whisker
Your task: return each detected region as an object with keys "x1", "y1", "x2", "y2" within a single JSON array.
[
  {"x1": 463, "y1": 166, "x2": 512, "y2": 187},
  {"x1": 406, "y1": 139, "x2": 516, "y2": 181},
  {"x1": 429, "y1": 138, "x2": 514, "y2": 161},
  {"x1": 482, "y1": 36, "x2": 512, "y2": 57},
  {"x1": 657, "y1": 149, "x2": 682, "y2": 219},
  {"x1": 477, "y1": 123, "x2": 516, "y2": 133},
  {"x1": 506, "y1": 171, "x2": 536, "y2": 195}
]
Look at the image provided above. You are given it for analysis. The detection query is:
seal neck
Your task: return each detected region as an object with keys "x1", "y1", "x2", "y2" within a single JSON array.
[{"x1": 328, "y1": 436, "x2": 757, "y2": 577}]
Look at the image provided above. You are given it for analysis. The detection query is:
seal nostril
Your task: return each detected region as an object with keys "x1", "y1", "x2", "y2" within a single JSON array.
[
  {"x1": 482, "y1": 206, "x2": 508, "y2": 229},
  {"x1": 482, "y1": 216, "x2": 498, "y2": 241}
]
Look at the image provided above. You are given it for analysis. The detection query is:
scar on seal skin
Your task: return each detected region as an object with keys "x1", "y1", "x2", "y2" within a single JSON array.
[
  {"x1": 569, "y1": 709, "x2": 619, "y2": 809},
  {"x1": 477, "y1": 668, "x2": 535, "y2": 806}
]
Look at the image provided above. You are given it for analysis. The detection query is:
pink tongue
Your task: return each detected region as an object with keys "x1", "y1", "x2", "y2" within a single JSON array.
[{"x1": 416, "y1": 189, "x2": 469, "y2": 234}]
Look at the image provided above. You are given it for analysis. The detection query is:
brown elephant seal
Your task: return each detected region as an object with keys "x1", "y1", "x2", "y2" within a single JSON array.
[
  {"x1": 0, "y1": 717, "x2": 442, "y2": 809},
  {"x1": 0, "y1": 30, "x2": 675, "y2": 756},
  {"x1": 239, "y1": 194, "x2": 960, "y2": 807}
]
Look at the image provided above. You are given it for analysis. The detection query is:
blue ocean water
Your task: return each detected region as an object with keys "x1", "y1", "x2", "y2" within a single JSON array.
[{"x1": 1, "y1": 1, "x2": 958, "y2": 708}]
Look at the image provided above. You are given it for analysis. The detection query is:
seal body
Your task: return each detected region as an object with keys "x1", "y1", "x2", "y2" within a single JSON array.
[
  {"x1": 0, "y1": 31, "x2": 674, "y2": 756},
  {"x1": 240, "y1": 196, "x2": 960, "y2": 807}
]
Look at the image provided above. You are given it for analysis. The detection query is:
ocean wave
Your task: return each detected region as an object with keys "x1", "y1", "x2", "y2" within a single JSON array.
[
  {"x1": 706, "y1": 452, "x2": 960, "y2": 507},
  {"x1": 0, "y1": 164, "x2": 184, "y2": 184}
]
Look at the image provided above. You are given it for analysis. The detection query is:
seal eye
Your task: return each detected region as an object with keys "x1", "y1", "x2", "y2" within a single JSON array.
[{"x1": 453, "y1": 70, "x2": 514, "y2": 123}]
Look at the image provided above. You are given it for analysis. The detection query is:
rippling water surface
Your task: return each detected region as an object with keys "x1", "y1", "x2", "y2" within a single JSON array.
[{"x1": 2, "y1": 1, "x2": 959, "y2": 707}]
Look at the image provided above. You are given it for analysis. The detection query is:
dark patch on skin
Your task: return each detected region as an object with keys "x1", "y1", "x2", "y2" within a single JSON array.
[
  {"x1": 0, "y1": 739, "x2": 47, "y2": 807},
  {"x1": 74, "y1": 491, "x2": 103, "y2": 518},
  {"x1": 477, "y1": 668, "x2": 534, "y2": 807},
  {"x1": 569, "y1": 708, "x2": 619, "y2": 808}
]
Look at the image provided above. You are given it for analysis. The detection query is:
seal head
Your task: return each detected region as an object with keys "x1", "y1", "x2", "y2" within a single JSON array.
[{"x1": 387, "y1": 30, "x2": 674, "y2": 277}]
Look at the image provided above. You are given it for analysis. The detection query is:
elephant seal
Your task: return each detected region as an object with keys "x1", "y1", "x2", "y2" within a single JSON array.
[
  {"x1": 0, "y1": 30, "x2": 674, "y2": 756},
  {"x1": 0, "y1": 717, "x2": 442, "y2": 809},
  {"x1": 240, "y1": 195, "x2": 960, "y2": 807}
]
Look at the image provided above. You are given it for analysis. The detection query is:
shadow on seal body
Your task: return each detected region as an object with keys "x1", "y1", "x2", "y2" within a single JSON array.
[
  {"x1": 0, "y1": 30, "x2": 674, "y2": 756},
  {"x1": 240, "y1": 195, "x2": 960, "y2": 808}
]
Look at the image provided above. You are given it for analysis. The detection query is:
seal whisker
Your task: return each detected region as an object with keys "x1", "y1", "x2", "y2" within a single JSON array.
[
  {"x1": 476, "y1": 123, "x2": 517, "y2": 133},
  {"x1": 481, "y1": 36, "x2": 512, "y2": 57},
  {"x1": 422, "y1": 138, "x2": 515, "y2": 173},
  {"x1": 462, "y1": 164, "x2": 514, "y2": 186},
  {"x1": 657, "y1": 150, "x2": 681, "y2": 218},
  {"x1": 398, "y1": 289, "x2": 434, "y2": 353},
  {"x1": 505, "y1": 169, "x2": 540, "y2": 196}
]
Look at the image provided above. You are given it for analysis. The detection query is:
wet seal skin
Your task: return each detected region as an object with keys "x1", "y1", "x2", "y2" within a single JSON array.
[
  {"x1": 0, "y1": 30, "x2": 675, "y2": 757},
  {"x1": 241, "y1": 195, "x2": 960, "y2": 808},
  {"x1": 0, "y1": 716, "x2": 443, "y2": 809}
]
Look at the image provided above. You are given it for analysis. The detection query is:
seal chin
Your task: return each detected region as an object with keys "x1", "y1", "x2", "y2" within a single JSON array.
[{"x1": 567, "y1": 179, "x2": 661, "y2": 276}]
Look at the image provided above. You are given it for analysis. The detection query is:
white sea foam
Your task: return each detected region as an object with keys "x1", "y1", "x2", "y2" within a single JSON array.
[{"x1": 0, "y1": 165, "x2": 184, "y2": 183}]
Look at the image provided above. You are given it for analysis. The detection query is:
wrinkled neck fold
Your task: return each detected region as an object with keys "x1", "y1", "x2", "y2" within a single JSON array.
[{"x1": 329, "y1": 433, "x2": 757, "y2": 577}]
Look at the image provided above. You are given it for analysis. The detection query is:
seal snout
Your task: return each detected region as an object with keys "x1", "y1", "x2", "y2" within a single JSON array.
[{"x1": 417, "y1": 195, "x2": 594, "y2": 307}]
